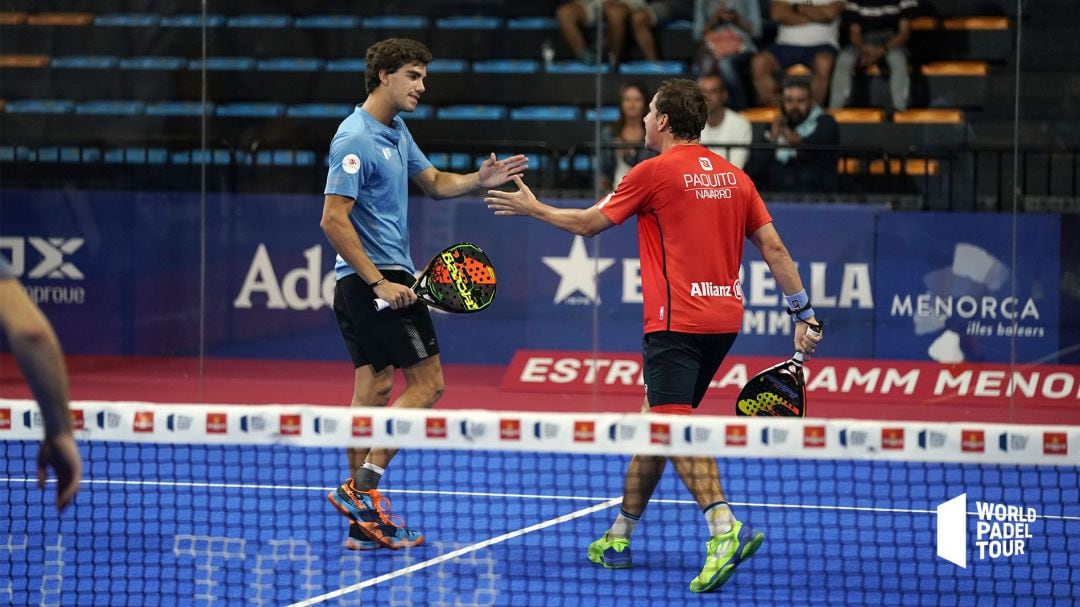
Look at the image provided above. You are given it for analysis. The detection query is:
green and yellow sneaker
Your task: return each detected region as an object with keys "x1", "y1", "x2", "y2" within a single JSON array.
[
  {"x1": 587, "y1": 531, "x2": 632, "y2": 569},
  {"x1": 689, "y1": 520, "x2": 764, "y2": 593}
]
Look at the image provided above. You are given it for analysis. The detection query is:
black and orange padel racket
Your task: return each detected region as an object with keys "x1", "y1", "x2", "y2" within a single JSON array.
[{"x1": 374, "y1": 242, "x2": 496, "y2": 314}]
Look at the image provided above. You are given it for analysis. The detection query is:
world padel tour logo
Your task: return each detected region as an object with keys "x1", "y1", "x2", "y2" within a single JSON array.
[{"x1": 936, "y1": 493, "x2": 1037, "y2": 568}]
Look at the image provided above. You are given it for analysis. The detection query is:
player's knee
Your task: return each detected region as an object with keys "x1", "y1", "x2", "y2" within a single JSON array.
[
  {"x1": 630, "y1": 9, "x2": 652, "y2": 29},
  {"x1": 751, "y1": 53, "x2": 773, "y2": 74}
]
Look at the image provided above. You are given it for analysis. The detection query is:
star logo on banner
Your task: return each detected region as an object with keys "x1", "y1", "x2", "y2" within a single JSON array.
[{"x1": 541, "y1": 236, "x2": 615, "y2": 304}]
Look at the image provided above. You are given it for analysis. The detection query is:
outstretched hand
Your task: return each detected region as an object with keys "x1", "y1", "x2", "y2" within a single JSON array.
[
  {"x1": 478, "y1": 153, "x2": 529, "y2": 188},
  {"x1": 485, "y1": 175, "x2": 540, "y2": 217},
  {"x1": 37, "y1": 432, "x2": 82, "y2": 512}
]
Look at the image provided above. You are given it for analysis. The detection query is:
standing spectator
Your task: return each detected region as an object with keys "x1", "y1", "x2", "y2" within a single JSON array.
[
  {"x1": 751, "y1": 0, "x2": 844, "y2": 106},
  {"x1": 829, "y1": 0, "x2": 918, "y2": 112},
  {"x1": 694, "y1": 0, "x2": 763, "y2": 110},
  {"x1": 0, "y1": 255, "x2": 82, "y2": 512},
  {"x1": 698, "y1": 74, "x2": 753, "y2": 168},
  {"x1": 766, "y1": 77, "x2": 839, "y2": 192},
  {"x1": 557, "y1": 0, "x2": 647, "y2": 65},
  {"x1": 629, "y1": 1, "x2": 695, "y2": 61},
  {"x1": 601, "y1": 81, "x2": 659, "y2": 191}
]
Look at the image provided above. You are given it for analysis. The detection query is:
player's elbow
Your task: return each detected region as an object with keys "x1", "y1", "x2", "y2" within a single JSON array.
[{"x1": 577, "y1": 224, "x2": 602, "y2": 238}]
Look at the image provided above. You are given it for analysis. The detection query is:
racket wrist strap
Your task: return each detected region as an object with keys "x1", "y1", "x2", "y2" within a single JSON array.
[{"x1": 783, "y1": 290, "x2": 815, "y2": 322}]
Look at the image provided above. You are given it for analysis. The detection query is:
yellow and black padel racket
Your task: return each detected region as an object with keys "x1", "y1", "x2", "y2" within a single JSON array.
[{"x1": 736, "y1": 323, "x2": 822, "y2": 417}]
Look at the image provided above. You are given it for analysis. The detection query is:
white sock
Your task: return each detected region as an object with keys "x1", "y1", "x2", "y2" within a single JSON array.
[
  {"x1": 704, "y1": 501, "x2": 734, "y2": 537},
  {"x1": 610, "y1": 509, "x2": 641, "y2": 539}
]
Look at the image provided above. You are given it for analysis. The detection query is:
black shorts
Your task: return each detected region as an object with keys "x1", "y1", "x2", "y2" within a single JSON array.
[
  {"x1": 333, "y1": 270, "x2": 440, "y2": 372},
  {"x1": 642, "y1": 331, "x2": 737, "y2": 408}
]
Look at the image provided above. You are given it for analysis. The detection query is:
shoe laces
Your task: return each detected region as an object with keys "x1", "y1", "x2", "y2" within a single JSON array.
[{"x1": 364, "y1": 488, "x2": 408, "y2": 529}]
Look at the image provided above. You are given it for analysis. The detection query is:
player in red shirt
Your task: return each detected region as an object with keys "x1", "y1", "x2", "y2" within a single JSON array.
[{"x1": 485, "y1": 78, "x2": 822, "y2": 593}]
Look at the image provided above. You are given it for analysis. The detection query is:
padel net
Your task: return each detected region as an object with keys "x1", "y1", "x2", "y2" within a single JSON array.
[{"x1": 2, "y1": 400, "x2": 1077, "y2": 606}]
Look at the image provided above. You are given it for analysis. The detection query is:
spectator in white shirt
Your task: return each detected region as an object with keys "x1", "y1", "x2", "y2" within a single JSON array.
[
  {"x1": 697, "y1": 74, "x2": 753, "y2": 169},
  {"x1": 751, "y1": 0, "x2": 845, "y2": 105}
]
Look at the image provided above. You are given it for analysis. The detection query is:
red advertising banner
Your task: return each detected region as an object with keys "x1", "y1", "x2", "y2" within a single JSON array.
[{"x1": 499, "y1": 350, "x2": 1080, "y2": 416}]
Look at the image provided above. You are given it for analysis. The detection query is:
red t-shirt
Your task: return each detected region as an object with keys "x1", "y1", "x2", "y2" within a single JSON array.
[{"x1": 596, "y1": 144, "x2": 773, "y2": 334}]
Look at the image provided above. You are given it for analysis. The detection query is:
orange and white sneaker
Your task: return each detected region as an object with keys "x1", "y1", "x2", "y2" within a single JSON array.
[{"x1": 328, "y1": 479, "x2": 425, "y2": 549}]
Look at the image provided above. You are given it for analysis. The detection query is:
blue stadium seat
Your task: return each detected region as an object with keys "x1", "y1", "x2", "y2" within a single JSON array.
[
  {"x1": 256, "y1": 58, "x2": 324, "y2": 71},
  {"x1": 95, "y1": 14, "x2": 160, "y2": 27},
  {"x1": 510, "y1": 106, "x2": 580, "y2": 121},
  {"x1": 36, "y1": 148, "x2": 60, "y2": 162},
  {"x1": 0, "y1": 146, "x2": 13, "y2": 162},
  {"x1": 287, "y1": 104, "x2": 354, "y2": 118},
  {"x1": 160, "y1": 14, "x2": 225, "y2": 27},
  {"x1": 189, "y1": 150, "x2": 232, "y2": 165},
  {"x1": 547, "y1": 61, "x2": 612, "y2": 74},
  {"x1": 619, "y1": 60, "x2": 685, "y2": 75},
  {"x1": 226, "y1": 15, "x2": 292, "y2": 28},
  {"x1": 435, "y1": 16, "x2": 502, "y2": 29},
  {"x1": 474, "y1": 59, "x2": 540, "y2": 74},
  {"x1": 58, "y1": 147, "x2": 81, "y2": 162},
  {"x1": 507, "y1": 17, "x2": 558, "y2": 29},
  {"x1": 404, "y1": 105, "x2": 433, "y2": 120},
  {"x1": 362, "y1": 16, "x2": 428, "y2": 29},
  {"x1": 50, "y1": 56, "x2": 119, "y2": 69},
  {"x1": 562, "y1": 156, "x2": 594, "y2": 171},
  {"x1": 436, "y1": 105, "x2": 508, "y2": 120},
  {"x1": 326, "y1": 58, "x2": 365, "y2": 72},
  {"x1": 256, "y1": 150, "x2": 317, "y2": 166},
  {"x1": 585, "y1": 107, "x2": 620, "y2": 122},
  {"x1": 428, "y1": 59, "x2": 469, "y2": 73},
  {"x1": 120, "y1": 56, "x2": 187, "y2": 70},
  {"x1": 75, "y1": 101, "x2": 145, "y2": 115},
  {"x1": 215, "y1": 103, "x2": 285, "y2": 117},
  {"x1": 146, "y1": 101, "x2": 211, "y2": 116},
  {"x1": 4, "y1": 100, "x2": 76, "y2": 114},
  {"x1": 294, "y1": 15, "x2": 361, "y2": 29},
  {"x1": 427, "y1": 153, "x2": 472, "y2": 171},
  {"x1": 189, "y1": 57, "x2": 256, "y2": 71},
  {"x1": 663, "y1": 20, "x2": 693, "y2": 30}
]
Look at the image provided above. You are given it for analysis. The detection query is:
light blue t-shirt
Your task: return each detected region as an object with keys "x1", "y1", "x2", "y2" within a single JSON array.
[{"x1": 324, "y1": 106, "x2": 433, "y2": 278}]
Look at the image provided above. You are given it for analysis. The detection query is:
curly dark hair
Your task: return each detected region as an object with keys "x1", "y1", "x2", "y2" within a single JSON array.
[
  {"x1": 654, "y1": 79, "x2": 708, "y2": 141},
  {"x1": 364, "y1": 38, "x2": 432, "y2": 95}
]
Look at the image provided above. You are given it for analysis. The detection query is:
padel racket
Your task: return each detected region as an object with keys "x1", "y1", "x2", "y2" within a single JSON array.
[
  {"x1": 736, "y1": 324, "x2": 822, "y2": 417},
  {"x1": 374, "y1": 242, "x2": 496, "y2": 314}
]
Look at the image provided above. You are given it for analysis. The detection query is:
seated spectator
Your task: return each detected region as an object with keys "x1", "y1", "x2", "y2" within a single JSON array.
[
  {"x1": 765, "y1": 77, "x2": 839, "y2": 192},
  {"x1": 829, "y1": 0, "x2": 918, "y2": 112},
  {"x1": 600, "y1": 81, "x2": 658, "y2": 191},
  {"x1": 557, "y1": 0, "x2": 647, "y2": 65},
  {"x1": 629, "y1": 1, "x2": 695, "y2": 61},
  {"x1": 751, "y1": 0, "x2": 844, "y2": 106},
  {"x1": 697, "y1": 74, "x2": 753, "y2": 168},
  {"x1": 694, "y1": 0, "x2": 763, "y2": 110}
]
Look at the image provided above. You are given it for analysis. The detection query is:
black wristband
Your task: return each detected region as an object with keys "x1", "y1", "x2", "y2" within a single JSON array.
[{"x1": 369, "y1": 278, "x2": 386, "y2": 288}]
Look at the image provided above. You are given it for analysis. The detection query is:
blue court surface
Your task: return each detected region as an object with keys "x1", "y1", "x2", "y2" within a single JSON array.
[{"x1": 2, "y1": 442, "x2": 1077, "y2": 606}]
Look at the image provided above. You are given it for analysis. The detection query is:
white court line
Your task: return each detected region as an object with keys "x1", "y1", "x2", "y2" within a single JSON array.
[
  {"x1": 7, "y1": 477, "x2": 1080, "y2": 521},
  {"x1": 285, "y1": 497, "x2": 622, "y2": 607}
]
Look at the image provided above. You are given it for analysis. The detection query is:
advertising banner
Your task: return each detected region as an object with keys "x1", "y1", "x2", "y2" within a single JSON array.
[
  {"x1": 874, "y1": 213, "x2": 1060, "y2": 363},
  {"x1": 0, "y1": 191, "x2": 1070, "y2": 368}
]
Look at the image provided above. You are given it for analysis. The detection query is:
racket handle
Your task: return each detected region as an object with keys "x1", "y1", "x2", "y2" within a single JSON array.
[{"x1": 373, "y1": 298, "x2": 390, "y2": 311}]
